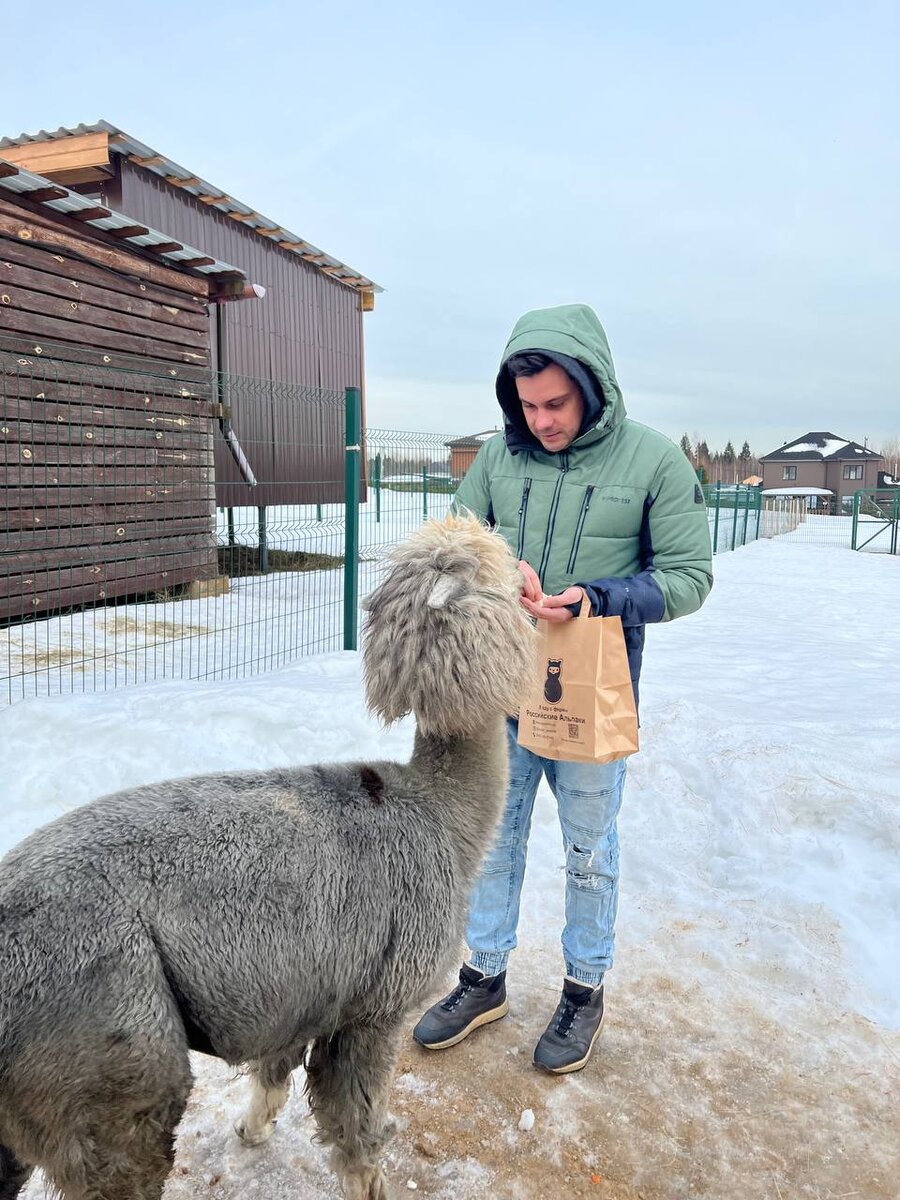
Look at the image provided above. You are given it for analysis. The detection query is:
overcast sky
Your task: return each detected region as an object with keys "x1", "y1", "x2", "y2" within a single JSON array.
[{"x1": 4, "y1": 1, "x2": 898, "y2": 455}]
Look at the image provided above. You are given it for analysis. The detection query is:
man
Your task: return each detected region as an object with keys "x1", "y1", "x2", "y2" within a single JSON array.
[{"x1": 412, "y1": 303, "x2": 713, "y2": 1074}]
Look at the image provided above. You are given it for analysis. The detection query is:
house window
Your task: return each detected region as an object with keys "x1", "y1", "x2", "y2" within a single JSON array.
[
  {"x1": 843, "y1": 464, "x2": 864, "y2": 480},
  {"x1": 782, "y1": 465, "x2": 797, "y2": 480}
]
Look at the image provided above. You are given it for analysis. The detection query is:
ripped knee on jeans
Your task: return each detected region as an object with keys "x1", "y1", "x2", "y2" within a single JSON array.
[{"x1": 566, "y1": 843, "x2": 613, "y2": 891}]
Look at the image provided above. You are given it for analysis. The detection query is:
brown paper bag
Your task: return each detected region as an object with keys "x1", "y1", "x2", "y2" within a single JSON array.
[{"x1": 516, "y1": 596, "x2": 639, "y2": 763}]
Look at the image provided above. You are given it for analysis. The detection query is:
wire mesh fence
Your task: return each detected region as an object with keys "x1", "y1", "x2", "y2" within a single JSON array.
[
  {"x1": 0, "y1": 344, "x2": 460, "y2": 703},
  {"x1": 3, "y1": 346, "x2": 891, "y2": 706}
]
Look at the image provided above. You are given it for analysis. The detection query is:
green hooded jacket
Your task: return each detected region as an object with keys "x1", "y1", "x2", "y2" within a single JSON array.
[{"x1": 453, "y1": 304, "x2": 713, "y2": 700}]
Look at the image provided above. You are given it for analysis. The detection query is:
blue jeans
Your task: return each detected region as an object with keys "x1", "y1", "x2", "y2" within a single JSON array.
[{"x1": 466, "y1": 716, "x2": 627, "y2": 987}]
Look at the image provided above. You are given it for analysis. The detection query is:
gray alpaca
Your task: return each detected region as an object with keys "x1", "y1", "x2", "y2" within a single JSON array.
[{"x1": 0, "y1": 514, "x2": 536, "y2": 1200}]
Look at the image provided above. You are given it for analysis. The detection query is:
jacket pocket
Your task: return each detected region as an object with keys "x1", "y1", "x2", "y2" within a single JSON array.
[{"x1": 566, "y1": 485, "x2": 595, "y2": 573}]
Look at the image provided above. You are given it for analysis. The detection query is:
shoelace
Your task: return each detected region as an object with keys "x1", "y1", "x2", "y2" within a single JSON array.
[
  {"x1": 441, "y1": 979, "x2": 474, "y2": 1011},
  {"x1": 555, "y1": 992, "x2": 593, "y2": 1038}
]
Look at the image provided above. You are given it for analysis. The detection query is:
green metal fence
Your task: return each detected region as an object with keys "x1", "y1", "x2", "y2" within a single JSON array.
[
  {"x1": 851, "y1": 488, "x2": 900, "y2": 554},
  {"x1": 4, "y1": 344, "x2": 889, "y2": 704},
  {"x1": 704, "y1": 483, "x2": 762, "y2": 553},
  {"x1": 0, "y1": 345, "x2": 462, "y2": 702}
]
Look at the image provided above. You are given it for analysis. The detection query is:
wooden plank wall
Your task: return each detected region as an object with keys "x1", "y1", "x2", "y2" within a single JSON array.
[{"x1": 0, "y1": 197, "x2": 218, "y2": 622}]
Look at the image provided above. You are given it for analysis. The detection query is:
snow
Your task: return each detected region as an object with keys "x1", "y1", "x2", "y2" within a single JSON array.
[
  {"x1": 784, "y1": 438, "x2": 850, "y2": 457},
  {"x1": 761, "y1": 486, "x2": 832, "y2": 496},
  {"x1": 2, "y1": 537, "x2": 899, "y2": 1198},
  {"x1": 2, "y1": 495, "x2": 453, "y2": 703}
]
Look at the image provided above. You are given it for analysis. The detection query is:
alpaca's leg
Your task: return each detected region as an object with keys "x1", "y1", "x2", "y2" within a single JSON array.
[
  {"x1": 305, "y1": 1020, "x2": 402, "y2": 1200},
  {"x1": 0, "y1": 1146, "x2": 32, "y2": 1200},
  {"x1": 45, "y1": 1082, "x2": 190, "y2": 1200},
  {"x1": 235, "y1": 1057, "x2": 294, "y2": 1146},
  {"x1": 37, "y1": 1034, "x2": 192, "y2": 1200}
]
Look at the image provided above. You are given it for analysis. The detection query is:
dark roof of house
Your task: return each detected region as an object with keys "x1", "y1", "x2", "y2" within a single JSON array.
[{"x1": 760, "y1": 432, "x2": 883, "y2": 462}]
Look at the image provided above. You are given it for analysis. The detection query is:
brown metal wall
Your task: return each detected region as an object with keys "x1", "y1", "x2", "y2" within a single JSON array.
[{"x1": 104, "y1": 161, "x2": 364, "y2": 507}]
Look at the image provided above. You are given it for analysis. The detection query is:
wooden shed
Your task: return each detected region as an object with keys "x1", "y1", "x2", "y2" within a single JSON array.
[
  {"x1": 446, "y1": 430, "x2": 500, "y2": 481},
  {"x1": 0, "y1": 159, "x2": 253, "y2": 622},
  {"x1": 0, "y1": 122, "x2": 382, "y2": 508}
]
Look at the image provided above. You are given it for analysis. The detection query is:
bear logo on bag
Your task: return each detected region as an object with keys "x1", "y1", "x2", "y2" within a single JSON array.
[{"x1": 543, "y1": 658, "x2": 563, "y2": 703}]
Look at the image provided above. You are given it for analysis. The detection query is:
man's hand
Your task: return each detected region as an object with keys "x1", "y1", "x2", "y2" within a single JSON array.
[
  {"x1": 520, "y1": 586, "x2": 586, "y2": 623},
  {"x1": 517, "y1": 560, "x2": 543, "y2": 603}
]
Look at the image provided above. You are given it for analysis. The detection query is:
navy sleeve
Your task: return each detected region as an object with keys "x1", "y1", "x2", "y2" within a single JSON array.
[{"x1": 576, "y1": 570, "x2": 666, "y2": 625}]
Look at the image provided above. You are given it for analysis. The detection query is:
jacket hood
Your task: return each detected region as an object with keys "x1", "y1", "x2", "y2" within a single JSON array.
[{"x1": 495, "y1": 304, "x2": 626, "y2": 454}]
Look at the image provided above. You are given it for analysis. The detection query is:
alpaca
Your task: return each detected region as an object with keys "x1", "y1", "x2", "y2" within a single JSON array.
[{"x1": 0, "y1": 513, "x2": 536, "y2": 1200}]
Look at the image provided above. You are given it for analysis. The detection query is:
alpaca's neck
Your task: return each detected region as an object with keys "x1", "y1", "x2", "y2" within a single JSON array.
[{"x1": 409, "y1": 713, "x2": 510, "y2": 889}]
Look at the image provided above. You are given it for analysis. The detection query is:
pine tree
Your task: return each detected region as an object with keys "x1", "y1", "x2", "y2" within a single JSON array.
[{"x1": 679, "y1": 433, "x2": 693, "y2": 460}]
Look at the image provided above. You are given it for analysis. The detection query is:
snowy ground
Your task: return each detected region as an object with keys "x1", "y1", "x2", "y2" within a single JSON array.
[{"x1": 2, "y1": 537, "x2": 899, "y2": 1199}]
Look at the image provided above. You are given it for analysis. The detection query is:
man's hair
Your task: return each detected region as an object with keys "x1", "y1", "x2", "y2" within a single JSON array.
[{"x1": 505, "y1": 352, "x2": 553, "y2": 378}]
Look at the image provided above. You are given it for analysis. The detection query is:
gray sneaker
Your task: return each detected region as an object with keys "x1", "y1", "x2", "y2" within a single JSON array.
[
  {"x1": 412, "y1": 965, "x2": 508, "y2": 1050},
  {"x1": 533, "y1": 979, "x2": 604, "y2": 1074}
]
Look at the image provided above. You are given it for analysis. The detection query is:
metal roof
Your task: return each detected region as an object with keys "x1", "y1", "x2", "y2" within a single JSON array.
[
  {"x1": 0, "y1": 157, "x2": 247, "y2": 284},
  {"x1": 0, "y1": 121, "x2": 381, "y2": 294}
]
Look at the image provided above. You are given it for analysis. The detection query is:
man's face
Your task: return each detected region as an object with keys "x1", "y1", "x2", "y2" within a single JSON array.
[{"x1": 516, "y1": 363, "x2": 585, "y2": 452}]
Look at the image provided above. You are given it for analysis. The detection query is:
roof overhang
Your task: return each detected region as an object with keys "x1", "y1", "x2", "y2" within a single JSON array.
[
  {"x1": 0, "y1": 158, "x2": 255, "y2": 302},
  {"x1": 0, "y1": 122, "x2": 382, "y2": 300}
]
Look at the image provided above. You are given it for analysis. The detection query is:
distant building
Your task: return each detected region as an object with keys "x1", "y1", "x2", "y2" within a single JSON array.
[
  {"x1": 445, "y1": 430, "x2": 499, "y2": 480},
  {"x1": 760, "y1": 432, "x2": 883, "y2": 509}
]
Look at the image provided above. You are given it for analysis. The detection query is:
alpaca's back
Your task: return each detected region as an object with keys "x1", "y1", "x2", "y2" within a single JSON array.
[{"x1": 0, "y1": 762, "x2": 463, "y2": 1082}]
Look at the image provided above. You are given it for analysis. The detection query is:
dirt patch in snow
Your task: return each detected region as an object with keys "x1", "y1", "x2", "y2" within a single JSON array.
[{"x1": 21, "y1": 968, "x2": 898, "y2": 1200}]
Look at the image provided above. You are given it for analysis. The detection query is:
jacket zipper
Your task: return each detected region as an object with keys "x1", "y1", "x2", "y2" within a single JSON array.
[
  {"x1": 515, "y1": 477, "x2": 533, "y2": 561},
  {"x1": 566, "y1": 485, "x2": 595, "y2": 573},
  {"x1": 537, "y1": 454, "x2": 570, "y2": 581}
]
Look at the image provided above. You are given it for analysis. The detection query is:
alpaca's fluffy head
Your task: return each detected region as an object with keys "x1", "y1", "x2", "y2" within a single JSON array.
[{"x1": 362, "y1": 513, "x2": 537, "y2": 737}]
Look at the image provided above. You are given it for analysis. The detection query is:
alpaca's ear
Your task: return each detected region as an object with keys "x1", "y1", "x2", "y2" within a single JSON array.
[
  {"x1": 431, "y1": 562, "x2": 487, "y2": 608},
  {"x1": 426, "y1": 574, "x2": 465, "y2": 609}
]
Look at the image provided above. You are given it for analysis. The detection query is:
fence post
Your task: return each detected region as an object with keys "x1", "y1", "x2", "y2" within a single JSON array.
[
  {"x1": 374, "y1": 452, "x2": 382, "y2": 524},
  {"x1": 755, "y1": 488, "x2": 762, "y2": 540},
  {"x1": 422, "y1": 467, "x2": 429, "y2": 519},
  {"x1": 344, "y1": 387, "x2": 362, "y2": 651},
  {"x1": 851, "y1": 490, "x2": 860, "y2": 551},
  {"x1": 713, "y1": 482, "x2": 722, "y2": 553},
  {"x1": 258, "y1": 506, "x2": 268, "y2": 573},
  {"x1": 731, "y1": 487, "x2": 739, "y2": 550}
]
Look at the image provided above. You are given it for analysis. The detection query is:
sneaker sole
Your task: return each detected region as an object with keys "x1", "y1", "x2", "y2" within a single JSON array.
[
  {"x1": 414, "y1": 998, "x2": 509, "y2": 1050},
  {"x1": 533, "y1": 1010, "x2": 605, "y2": 1075}
]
